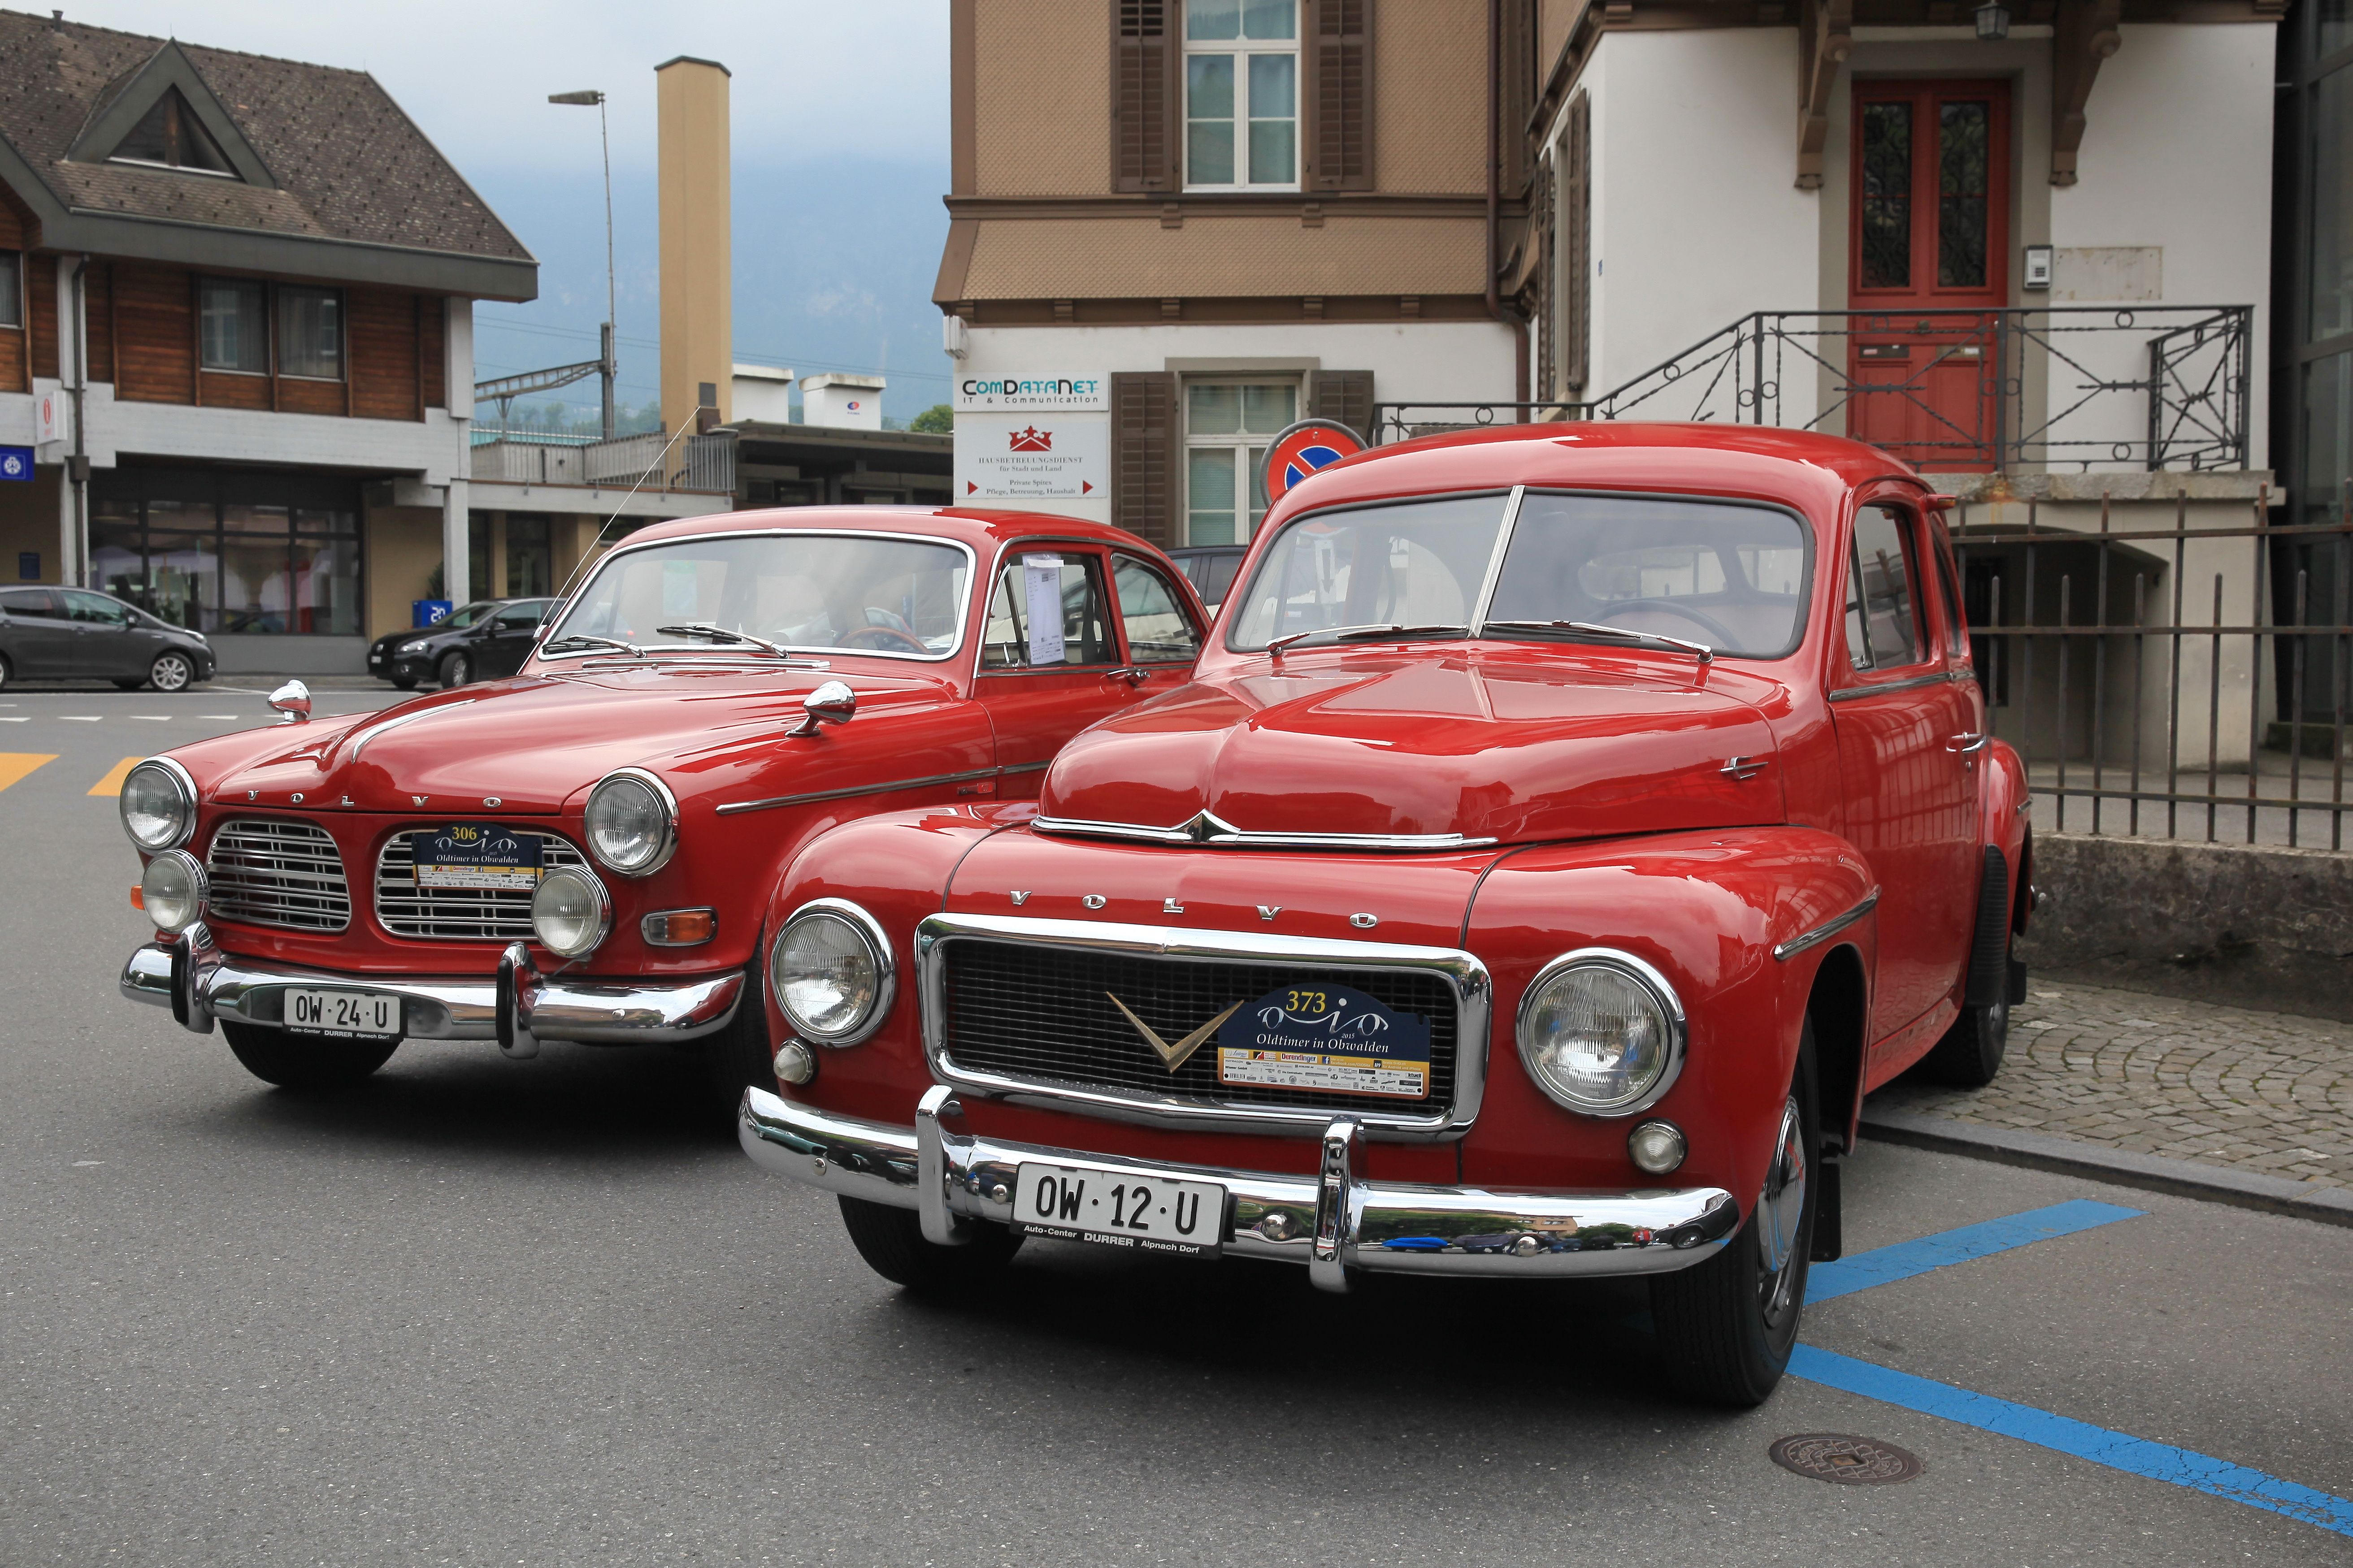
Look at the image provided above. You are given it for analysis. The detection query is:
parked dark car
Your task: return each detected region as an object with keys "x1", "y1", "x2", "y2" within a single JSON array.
[
  {"x1": 0, "y1": 585, "x2": 214, "y2": 691},
  {"x1": 366, "y1": 597, "x2": 555, "y2": 689},
  {"x1": 1167, "y1": 545, "x2": 1246, "y2": 613}
]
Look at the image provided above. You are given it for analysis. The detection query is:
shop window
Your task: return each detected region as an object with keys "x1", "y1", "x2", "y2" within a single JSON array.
[
  {"x1": 1184, "y1": 380, "x2": 1294, "y2": 545},
  {"x1": 1184, "y1": 0, "x2": 1297, "y2": 190},
  {"x1": 200, "y1": 279, "x2": 267, "y2": 373},
  {"x1": 87, "y1": 476, "x2": 360, "y2": 636},
  {"x1": 506, "y1": 515, "x2": 553, "y2": 597},
  {"x1": 277, "y1": 287, "x2": 342, "y2": 380}
]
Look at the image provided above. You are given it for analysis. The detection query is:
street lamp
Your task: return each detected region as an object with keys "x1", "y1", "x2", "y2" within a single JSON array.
[
  {"x1": 1973, "y1": 1, "x2": 2010, "y2": 39},
  {"x1": 549, "y1": 89, "x2": 618, "y2": 439}
]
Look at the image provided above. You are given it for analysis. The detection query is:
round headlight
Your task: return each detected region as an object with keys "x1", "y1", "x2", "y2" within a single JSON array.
[
  {"x1": 141, "y1": 849, "x2": 207, "y2": 934},
  {"x1": 769, "y1": 901, "x2": 894, "y2": 1045},
  {"x1": 531, "y1": 866, "x2": 611, "y2": 957},
  {"x1": 119, "y1": 759, "x2": 195, "y2": 850},
  {"x1": 583, "y1": 769, "x2": 677, "y2": 875},
  {"x1": 1516, "y1": 951, "x2": 1685, "y2": 1116}
]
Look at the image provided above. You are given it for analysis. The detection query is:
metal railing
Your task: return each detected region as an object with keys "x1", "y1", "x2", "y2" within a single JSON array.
[
  {"x1": 471, "y1": 430, "x2": 737, "y2": 494},
  {"x1": 1954, "y1": 493, "x2": 2352, "y2": 848},
  {"x1": 1372, "y1": 305, "x2": 2253, "y2": 475}
]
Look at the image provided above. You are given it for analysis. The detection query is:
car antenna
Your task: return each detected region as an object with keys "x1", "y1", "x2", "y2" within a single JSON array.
[{"x1": 545, "y1": 404, "x2": 721, "y2": 609}]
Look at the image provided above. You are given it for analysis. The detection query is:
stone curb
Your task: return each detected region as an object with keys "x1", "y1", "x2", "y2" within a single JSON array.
[{"x1": 1858, "y1": 1106, "x2": 2353, "y2": 1231}]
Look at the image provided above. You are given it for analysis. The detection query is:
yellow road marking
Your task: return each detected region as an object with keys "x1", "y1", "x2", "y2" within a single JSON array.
[
  {"x1": 0, "y1": 753, "x2": 58, "y2": 792},
  {"x1": 87, "y1": 756, "x2": 143, "y2": 797}
]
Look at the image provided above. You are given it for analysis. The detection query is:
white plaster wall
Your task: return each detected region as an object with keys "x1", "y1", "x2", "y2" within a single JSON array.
[
  {"x1": 954, "y1": 319, "x2": 1515, "y2": 526},
  {"x1": 72, "y1": 385, "x2": 471, "y2": 485},
  {"x1": 2051, "y1": 23, "x2": 2275, "y2": 471},
  {"x1": 1582, "y1": 29, "x2": 1821, "y2": 407}
]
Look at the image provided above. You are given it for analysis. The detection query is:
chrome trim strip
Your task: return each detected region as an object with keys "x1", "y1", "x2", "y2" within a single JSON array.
[
  {"x1": 913, "y1": 911, "x2": 1492, "y2": 1140},
  {"x1": 1466, "y1": 483, "x2": 1528, "y2": 634},
  {"x1": 118, "y1": 932, "x2": 743, "y2": 1045},
  {"x1": 1310, "y1": 1118, "x2": 1364, "y2": 1293},
  {"x1": 717, "y1": 765, "x2": 1004, "y2": 816},
  {"x1": 1030, "y1": 811, "x2": 1499, "y2": 852},
  {"x1": 1515, "y1": 947, "x2": 1689, "y2": 1117},
  {"x1": 341, "y1": 699, "x2": 477, "y2": 762},
  {"x1": 739, "y1": 1087, "x2": 1740, "y2": 1278},
  {"x1": 1771, "y1": 889, "x2": 1882, "y2": 963},
  {"x1": 1828, "y1": 670, "x2": 1964, "y2": 702}
]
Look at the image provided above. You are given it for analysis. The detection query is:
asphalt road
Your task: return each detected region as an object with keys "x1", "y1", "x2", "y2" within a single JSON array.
[{"x1": 3, "y1": 686, "x2": 2349, "y2": 1566}]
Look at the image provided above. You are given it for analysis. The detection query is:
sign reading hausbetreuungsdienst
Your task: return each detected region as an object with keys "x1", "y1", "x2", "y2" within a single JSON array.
[
  {"x1": 954, "y1": 373, "x2": 1108, "y2": 412},
  {"x1": 955, "y1": 414, "x2": 1109, "y2": 501}
]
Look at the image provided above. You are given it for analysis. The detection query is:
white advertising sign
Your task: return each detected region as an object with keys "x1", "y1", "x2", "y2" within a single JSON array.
[
  {"x1": 955, "y1": 413, "x2": 1109, "y2": 502},
  {"x1": 954, "y1": 373, "x2": 1108, "y2": 411},
  {"x1": 1022, "y1": 554, "x2": 1066, "y2": 666}
]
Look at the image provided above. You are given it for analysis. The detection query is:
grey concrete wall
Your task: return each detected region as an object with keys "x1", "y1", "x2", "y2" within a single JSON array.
[
  {"x1": 2020, "y1": 832, "x2": 2353, "y2": 1021},
  {"x1": 208, "y1": 634, "x2": 366, "y2": 676}
]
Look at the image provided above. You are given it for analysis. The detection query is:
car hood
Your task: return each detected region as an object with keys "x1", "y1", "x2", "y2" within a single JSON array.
[
  {"x1": 1036, "y1": 650, "x2": 1788, "y2": 847},
  {"x1": 197, "y1": 664, "x2": 963, "y2": 814}
]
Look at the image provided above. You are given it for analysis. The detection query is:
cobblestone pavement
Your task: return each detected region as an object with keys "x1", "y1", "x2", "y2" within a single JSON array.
[{"x1": 1867, "y1": 979, "x2": 2353, "y2": 1191}]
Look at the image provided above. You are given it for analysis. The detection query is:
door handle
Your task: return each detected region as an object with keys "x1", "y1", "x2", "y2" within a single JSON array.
[
  {"x1": 1948, "y1": 732, "x2": 1989, "y2": 755},
  {"x1": 1106, "y1": 666, "x2": 1152, "y2": 685}
]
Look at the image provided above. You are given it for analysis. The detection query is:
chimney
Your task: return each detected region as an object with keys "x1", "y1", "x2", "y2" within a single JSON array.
[{"x1": 657, "y1": 56, "x2": 731, "y2": 432}]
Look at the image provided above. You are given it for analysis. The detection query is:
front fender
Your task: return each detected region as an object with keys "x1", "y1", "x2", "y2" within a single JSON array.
[
  {"x1": 1461, "y1": 827, "x2": 1877, "y2": 1217},
  {"x1": 1979, "y1": 736, "x2": 2031, "y2": 931}
]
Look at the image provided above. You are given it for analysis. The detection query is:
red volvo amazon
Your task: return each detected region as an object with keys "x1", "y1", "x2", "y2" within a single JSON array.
[
  {"x1": 737, "y1": 424, "x2": 2034, "y2": 1406},
  {"x1": 115, "y1": 507, "x2": 1207, "y2": 1108}
]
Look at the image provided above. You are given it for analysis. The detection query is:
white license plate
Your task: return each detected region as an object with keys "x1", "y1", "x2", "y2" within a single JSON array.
[
  {"x1": 1011, "y1": 1163, "x2": 1224, "y2": 1258},
  {"x1": 282, "y1": 987, "x2": 402, "y2": 1040}
]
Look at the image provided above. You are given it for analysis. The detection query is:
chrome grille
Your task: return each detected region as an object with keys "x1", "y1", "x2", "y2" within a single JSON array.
[
  {"x1": 374, "y1": 829, "x2": 586, "y2": 941},
  {"x1": 940, "y1": 940, "x2": 1461, "y2": 1118},
  {"x1": 205, "y1": 819, "x2": 352, "y2": 933}
]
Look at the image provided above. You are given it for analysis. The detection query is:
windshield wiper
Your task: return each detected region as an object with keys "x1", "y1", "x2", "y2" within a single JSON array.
[
  {"x1": 542, "y1": 633, "x2": 644, "y2": 658},
  {"x1": 1481, "y1": 619, "x2": 1714, "y2": 663},
  {"x1": 656, "y1": 622, "x2": 794, "y2": 658},
  {"x1": 1266, "y1": 623, "x2": 1470, "y2": 658}
]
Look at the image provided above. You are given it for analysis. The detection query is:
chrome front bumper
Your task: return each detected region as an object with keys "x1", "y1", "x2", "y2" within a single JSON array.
[
  {"x1": 121, "y1": 925, "x2": 744, "y2": 1055},
  {"x1": 739, "y1": 1084, "x2": 1739, "y2": 1292}
]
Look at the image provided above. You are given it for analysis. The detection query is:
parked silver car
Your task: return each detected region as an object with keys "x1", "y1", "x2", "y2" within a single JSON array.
[{"x1": 0, "y1": 586, "x2": 215, "y2": 691}]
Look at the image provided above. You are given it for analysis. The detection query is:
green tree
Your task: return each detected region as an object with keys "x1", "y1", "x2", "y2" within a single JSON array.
[{"x1": 909, "y1": 403, "x2": 953, "y2": 433}]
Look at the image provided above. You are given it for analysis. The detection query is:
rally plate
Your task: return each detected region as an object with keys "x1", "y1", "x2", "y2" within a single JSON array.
[{"x1": 1011, "y1": 1162, "x2": 1224, "y2": 1258}]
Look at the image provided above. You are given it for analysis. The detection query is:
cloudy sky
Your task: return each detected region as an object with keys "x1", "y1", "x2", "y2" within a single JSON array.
[{"x1": 59, "y1": 1, "x2": 954, "y2": 423}]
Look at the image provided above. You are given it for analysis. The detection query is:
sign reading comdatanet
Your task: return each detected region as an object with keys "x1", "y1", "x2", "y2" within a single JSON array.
[{"x1": 954, "y1": 374, "x2": 1108, "y2": 412}]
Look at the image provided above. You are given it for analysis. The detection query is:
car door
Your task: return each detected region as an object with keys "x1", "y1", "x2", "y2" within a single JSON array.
[
  {"x1": 1110, "y1": 552, "x2": 1205, "y2": 697},
  {"x1": 1828, "y1": 496, "x2": 1982, "y2": 1049},
  {"x1": 0, "y1": 588, "x2": 78, "y2": 677},
  {"x1": 971, "y1": 546, "x2": 1140, "y2": 787},
  {"x1": 59, "y1": 589, "x2": 156, "y2": 680},
  {"x1": 479, "y1": 600, "x2": 549, "y2": 677}
]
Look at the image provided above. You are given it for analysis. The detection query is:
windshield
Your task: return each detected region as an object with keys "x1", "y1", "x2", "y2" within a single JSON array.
[
  {"x1": 547, "y1": 533, "x2": 973, "y2": 660},
  {"x1": 1227, "y1": 491, "x2": 1810, "y2": 658}
]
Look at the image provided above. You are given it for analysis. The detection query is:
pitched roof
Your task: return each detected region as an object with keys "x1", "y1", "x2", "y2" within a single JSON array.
[{"x1": 0, "y1": 9, "x2": 534, "y2": 292}]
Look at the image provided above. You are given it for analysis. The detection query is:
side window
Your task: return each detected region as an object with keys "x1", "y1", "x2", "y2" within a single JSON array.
[
  {"x1": 493, "y1": 602, "x2": 543, "y2": 629},
  {"x1": 0, "y1": 588, "x2": 57, "y2": 618},
  {"x1": 1930, "y1": 530, "x2": 1968, "y2": 659},
  {"x1": 1845, "y1": 504, "x2": 1923, "y2": 671},
  {"x1": 61, "y1": 589, "x2": 130, "y2": 625},
  {"x1": 979, "y1": 552, "x2": 1114, "y2": 670},
  {"x1": 1112, "y1": 554, "x2": 1202, "y2": 664}
]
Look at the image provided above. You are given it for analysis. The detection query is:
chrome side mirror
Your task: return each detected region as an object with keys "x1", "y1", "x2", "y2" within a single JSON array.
[
  {"x1": 269, "y1": 679, "x2": 312, "y2": 724},
  {"x1": 786, "y1": 680, "x2": 855, "y2": 738}
]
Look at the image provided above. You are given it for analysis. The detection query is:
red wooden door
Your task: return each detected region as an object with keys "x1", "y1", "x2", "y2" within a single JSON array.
[{"x1": 1848, "y1": 80, "x2": 2010, "y2": 469}]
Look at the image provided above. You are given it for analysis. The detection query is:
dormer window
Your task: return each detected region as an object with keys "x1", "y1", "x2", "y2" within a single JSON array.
[{"x1": 109, "y1": 88, "x2": 235, "y2": 175}]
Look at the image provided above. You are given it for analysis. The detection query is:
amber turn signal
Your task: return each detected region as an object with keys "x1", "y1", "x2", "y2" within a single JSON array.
[
  {"x1": 641, "y1": 908, "x2": 716, "y2": 946},
  {"x1": 130, "y1": 884, "x2": 145, "y2": 911}
]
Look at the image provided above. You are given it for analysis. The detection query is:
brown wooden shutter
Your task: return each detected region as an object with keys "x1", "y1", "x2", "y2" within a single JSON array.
[
  {"x1": 1306, "y1": 0, "x2": 1372, "y2": 192},
  {"x1": 1111, "y1": 371, "x2": 1179, "y2": 547},
  {"x1": 1309, "y1": 369, "x2": 1375, "y2": 441},
  {"x1": 1496, "y1": 0, "x2": 1535, "y2": 199},
  {"x1": 1112, "y1": 1, "x2": 1178, "y2": 193},
  {"x1": 1564, "y1": 92, "x2": 1591, "y2": 394},
  {"x1": 27, "y1": 256, "x2": 55, "y2": 380},
  {"x1": 1533, "y1": 164, "x2": 1557, "y2": 400}
]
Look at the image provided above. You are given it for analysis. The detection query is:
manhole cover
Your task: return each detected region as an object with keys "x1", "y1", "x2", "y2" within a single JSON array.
[{"x1": 1767, "y1": 1433, "x2": 1926, "y2": 1485}]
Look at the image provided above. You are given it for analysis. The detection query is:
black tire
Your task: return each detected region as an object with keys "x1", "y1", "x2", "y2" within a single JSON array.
[
  {"x1": 699, "y1": 969, "x2": 777, "y2": 1122},
  {"x1": 838, "y1": 1195, "x2": 1022, "y2": 1295},
  {"x1": 391, "y1": 675, "x2": 419, "y2": 691},
  {"x1": 0, "y1": 652, "x2": 11, "y2": 690},
  {"x1": 147, "y1": 651, "x2": 195, "y2": 692},
  {"x1": 222, "y1": 1020, "x2": 399, "y2": 1089},
  {"x1": 1650, "y1": 1024, "x2": 1819, "y2": 1407},
  {"x1": 1920, "y1": 987, "x2": 2010, "y2": 1087},
  {"x1": 438, "y1": 650, "x2": 471, "y2": 688}
]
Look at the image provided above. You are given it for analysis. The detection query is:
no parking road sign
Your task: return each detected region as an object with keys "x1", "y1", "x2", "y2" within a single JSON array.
[{"x1": 1261, "y1": 419, "x2": 1365, "y2": 502}]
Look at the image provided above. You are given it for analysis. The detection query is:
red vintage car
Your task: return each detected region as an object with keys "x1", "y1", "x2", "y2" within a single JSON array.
[
  {"x1": 116, "y1": 507, "x2": 1208, "y2": 1107},
  {"x1": 737, "y1": 424, "x2": 2033, "y2": 1405}
]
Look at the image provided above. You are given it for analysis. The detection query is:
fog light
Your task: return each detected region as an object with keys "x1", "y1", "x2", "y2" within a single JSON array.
[
  {"x1": 530, "y1": 866, "x2": 611, "y2": 957},
  {"x1": 773, "y1": 1038, "x2": 817, "y2": 1085},
  {"x1": 642, "y1": 907, "x2": 716, "y2": 946},
  {"x1": 1628, "y1": 1119, "x2": 1689, "y2": 1176},
  {"x1": 141, "y1": 850, "x2": 207, "y2": 934}
]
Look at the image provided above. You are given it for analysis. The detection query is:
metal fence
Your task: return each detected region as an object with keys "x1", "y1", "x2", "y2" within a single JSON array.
[
  {"x1": 470, "y1": 430, "x2": 737, "y2": 495},
  {"x1": 1953, "y1": 494, "x2": 2352, "y2": 849}
]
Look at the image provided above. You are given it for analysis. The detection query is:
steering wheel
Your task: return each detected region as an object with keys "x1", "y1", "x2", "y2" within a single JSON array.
[
  {"x1": 836, "y1": 624, "x2": 929, "y2": 654},
  {"x1": 1602, "y1": 597, "x2": 1740, "y2": 647}
]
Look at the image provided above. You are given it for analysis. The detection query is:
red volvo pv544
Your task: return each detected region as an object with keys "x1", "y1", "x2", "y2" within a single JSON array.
[
  {"x1": 738, "y1": 425, "x2": 2034, "y2": 1405},
  {"x1": 116, "y1": 507, "x2": 1207, "y2": 1108}
]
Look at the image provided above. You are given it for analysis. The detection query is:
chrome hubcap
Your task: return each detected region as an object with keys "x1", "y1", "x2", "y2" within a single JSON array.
[{"x1": 1756, "y1": 1094, "x2": 1806, "y2": 1322}]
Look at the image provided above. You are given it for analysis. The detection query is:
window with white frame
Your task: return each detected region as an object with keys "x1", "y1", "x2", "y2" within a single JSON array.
[
  {"x1": 1184, "y1": 0, "x2": 1298, "y2": 190},
  {"x1": 1185, "y1": 380, "x2": 1296, "y2": 546}
]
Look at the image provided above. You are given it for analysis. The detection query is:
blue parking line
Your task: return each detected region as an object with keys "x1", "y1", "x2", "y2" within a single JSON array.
[
  {"x1": 1809, "y1": 1199, "x2": 2145, "y2": 1302},
  {"x1": 1789, "y1": 1346, "x2": 2353, "y2": 1539}
]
